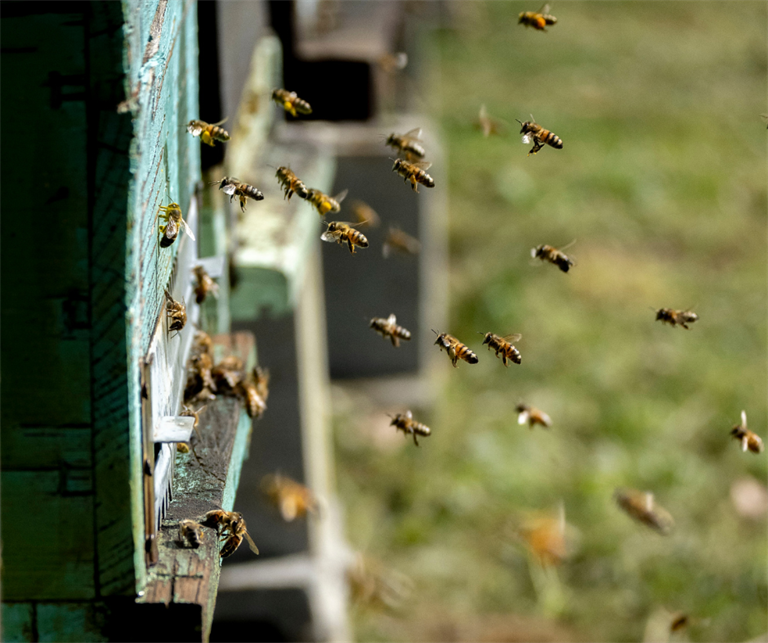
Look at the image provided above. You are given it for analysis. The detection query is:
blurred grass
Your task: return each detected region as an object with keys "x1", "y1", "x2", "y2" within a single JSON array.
[{"x1": 335, "y1": 2, "x2": 767, "y2": 641}]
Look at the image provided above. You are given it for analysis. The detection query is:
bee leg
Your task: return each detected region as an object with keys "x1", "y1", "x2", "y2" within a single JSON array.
[
  {"x1": 201, "y1": 131, "x2": 214, "y2": 147},
  {"x1": 347, "y1": 239, "x2": 356, "y2": 254},
  {"x1": 412, "y1": 432, "x2": 419, "y2": 447},
  {"x1": 239, "y1": 196, "x2": 247, "y2": 213},
  {"x1": 390, "y1": 335, "x2": 399, "y2": 348}
]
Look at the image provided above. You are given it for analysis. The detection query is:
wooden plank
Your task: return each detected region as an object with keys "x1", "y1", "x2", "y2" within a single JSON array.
[
  {"x1": 2, "y1": 602, "x2": 35, "y2": 643},
  {"x1": 36, "y1": 603, "x2": 106, "y2": 643},
  {"x1": 1, "y1": 426, "x2": 92, "y2": 470}
]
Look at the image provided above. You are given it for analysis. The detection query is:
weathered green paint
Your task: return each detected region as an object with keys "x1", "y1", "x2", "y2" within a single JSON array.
[
  {"x1": 2, "y1": 603, "x2": 35, "y2": 643},
  {"x1": 37, "y1": 603, "x2": 106, "y2": 643}
]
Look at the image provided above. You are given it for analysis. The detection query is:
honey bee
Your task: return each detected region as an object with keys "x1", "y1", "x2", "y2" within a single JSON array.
[
  {"x1": 202, "y1": 509, "x2": 259, "y2": 557},
  {"x1": 193, "y1": 265, "x2": 219, "y2": 304},
  {"x1": 178, "y1": 519, "x2": 204, "y2": 548},
  {"x1": 655, "y1": 308, "x2": 699, "y2": 330},
  {"x1": 383, "y1": 227, "x2": 421, "y2": 258},
  {"x1": 518, "y1": 4, "x2": 557, "y2": 31},
  {"x1": 236, "y1": 366, "x2": 269, "y2": 419},
  {"x1": 211, "y1": 355, "x2": 244, "y2": 392},
  {"x1": 517, "y1": 505, "x2": 570, "y2": 567},
  {"x1": 516, "y1": 403, "x2": 551, "y2": 429},
  {"x1": 532, "y1": 242, "x2": 574, "y2": 273},
  {"x1": 614, "y1": 487, "x2": 674, "y2": 535},
  {"x1": 481, "y1": 332, "x2": 522, "y2": 366},
  {"x1": 731, "y1": 410, "x2": 764, "y2": 454},
  {"x1": 432, "y1": 330, "x2": 478, "y2": 367},
  {"x1": 164, "y1": 289, "x2": 186, "y2": 332},
  {"x1": 348, "y1": 552, "x2": 414, "y2": 611},
  {"x1": 271, "y1": 88, "x2": 312, "y2": 118},
  {"x1": 389, "y1": 410, "x2": 431, "y2": 446},
  {"x1": 261, "y1": 474, "x2": 319, "y2": 522},
  {"x1": 157, "y1": 202, "x2": 196, "y2": 248},
  {"x1": 517, "y1": 116, "x2": 563, "y2": 155},
  {"x1": 180, "y1": 404, "x2": 206, "y2": 435},
  {"x1": 185, "y1": 351, "x2": 216, "y2": 403},
  {"x1": 392, "y1": 159, "x2": 435, "y2": 192},
  {"x1": 275, "y1": 166, "x2": 310, "y2": 201},
  {"x1": 213, "y1": 177, "x2": 264, "y2": 213},
  {"x1": 307, "y1": 187, "x2": 348, "y2": 216},
  {"x1": 377, "y1": 51, "x2": 408, "y2": 74},
  {"x1": 186, "y1": 118, "x2": 230, "y2": 147},
  {"x1": 385, "y1": 128, "x2": 426, "y2": 161},
  {"x1": 669, "y1": 613, "x2": 689, "y2": 633},
  {"x1": 350, "y1": 200, "x2": 380, "y2": 228},
  {"x1": 321, "y1": 221, "x2": 369, "y2": 254},
  {"x1": 477, "y1": 104, "x2": 506, "y2": 138},
  {"x1": 176, "y1": 442, "x2": 190, "y2": 453},
  {"x1": 370, "y1": 314, "x2": 412, "y2": 347}
]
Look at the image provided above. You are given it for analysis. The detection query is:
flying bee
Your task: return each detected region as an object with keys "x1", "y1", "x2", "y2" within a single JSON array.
[
  {"x1": 517, "y1": 116, "x2": 563, "y2": 155},
  {"x1": 307, "y1": 187, "x2": 348, "y2": 216},
  {"x1": 348, "y1": 552, "x2": 414, "y2": 611},
  {"x1": 350, "y1": 200, "x2": 380, "y2": 228},
  {"x1": 477, "y1": 104, "x2": 506, "y2": 138},
  {"x1": 516, "y1": 403, "x2": 551, "y2": 429},
  {"x1": 178, "y1": 519, "x2": 204, "y2": 548},
  {"x1": 377, "y1": 51, "x2": 408, "y2": 74},
  {"x1": 389, "y1": 410, "x2": 431, "y2": 446},
  {"x1": 383, "y1": 227, "x2": 421, "y2": 258},
  {"x1": 517, "y1": 504, "x2": 570, "y2": 567},
  {"x1": 213, "y1": 177, "x2": 264, "y2": 213},
  {"x1": 157, "y1": 202, "x2": 196, "y2": 248},
  {"x1": 481, "y1": 332, "x2": 522, "y2": 366},
  {"x1": 202, "y1": 509, "x2": 259, "y2": 558},
  {"x1": 275, "y1": 166, "x2": 310, "y2": 201},
  {"x1": 186, "y1": 118, "x2": 230, "y2": 147},
  {"x1": 614, "y1": 488, "x2": 674, "y2": 535},
  {"x1": 385, "y1": 128, "x2": 426, "y2": 161},
  {"x1": 731, "y1": 410, "x2": 764, "y2": 454},
  {"x1": 532, "y1": 241, "x2": 575, "y2": 273},
  {"x1": 370, "y1": 314, "x2": 412, "y2": 347},
  {"x1": 193, "y1": 265, "x2": 219, "y2": 304},
  {"x1": 392, "y1": 158, "x2": 435, "y2": 192},
  {"x1": 261, "y1": 474, "x2": 319, "y2": 522},
  {"x1": 655, "y1": 307, "x2": 698, "y2": 330},
  {"x1": 271, "y1": 88, "x2": 312, "y2": 118},
  {"x1": 432, "y1": 330, "x2": 478, "y2": 367},
  {"x1": 518, "y1": 4, "x2": 557, "y2": 31},
  {"x1": 321, "y1": 221, "x2": 369, "y2": 254},
  {"x1": 164, "y1": 289, "x2": 186, "y2": 332}
]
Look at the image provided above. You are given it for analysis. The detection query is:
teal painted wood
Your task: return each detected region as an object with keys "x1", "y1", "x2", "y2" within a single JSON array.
[
  {"x1": 2, "y1": 603, "x2": 35, "y2": 643},
  {"x1": 36, "y1": 603, "x2": 106, "y2": 643}
]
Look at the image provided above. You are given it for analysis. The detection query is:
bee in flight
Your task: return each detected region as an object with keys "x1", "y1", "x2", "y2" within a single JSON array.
[
  {"x1": 481, "y1": 332, "x2": 522, "y2": 366},
  {"x1": 271, "y1": 88, "x2": 312, "y2": 118},
  {"x1": 392, "y1": 158, "x2": 435, "y2": 192},
  {"x1": 164, "y1": 289, "x2": 187, "y2": 333},
  {"x1": 307, "y1": 188, "x2": 348, "y2": 216},
  {"x1": 390, "y1": 410, "x2": 431, "y2": 446},
  {"x1": 370, "y1": 314, "x2": 412, "y2": 347},
  {"x1": 178, "y1": 519, "x2": 205, "y2": 548},
  {"x1": 275, "y1": 166, "x2": 309, "y2": 201},
  {"x1": 655, "y1": 307, "x2": 698, "y2": 330},
  {"x1": 517, "y1": 504, "x2": 570, "y2": 567},
  {"x1": 186, "y1": 118, "x2": 230, "y2": 147},
  {"x1": 730, "y1": 410, "x2": 764, "y2": 454},
  {"x1": 433, "y1": 330, "x2": 478, "y2": 367},
  {"x1": 321, "y1": 221, "x2": 369, "y2": 254},
  {"x1": 213, "y1": 177, "x2": 264, "y2": 213},
  {"x1": 385, "y1": 127, "x2": 426, "y2": 161},
  {"x1": 157, "y1": 202, "x2": 195, "y2": 248},
  {"x1": 516, "y1": 403, "x2": 551, "y2": 429},
  {"x1": 377, "y1": 51, "x2": 408, "y2": 74},
  {"x1": 383, "y1": 227, "x2": 421, "y2": 258},
  {"x1": 202, "y1": 509, "x2": 259, "y2": 558},
  {"x1": 261, "y1": 474, "x2": 319, "y2": 522},
  {"x1": 477, "y1": 104, "x2": 506, "y2": 138},
  {"x1": 518, "y1": 4, "x2": 557, "y2": 31},
  {"x1": 532, "y1": 241, "x2": 574, "y2": 273},
  {"x1": 350, "y1": 200, "x2": 380, "y2": 228},
  {"x1": 614, "y1": 487, "x2": 674, "y2": 535},
  {"x1": 193, "y1": 265, "x2": 219, "y2": 304},
  {"x1": 517, "y1": 115, "x2": 563, "y2": 155}
]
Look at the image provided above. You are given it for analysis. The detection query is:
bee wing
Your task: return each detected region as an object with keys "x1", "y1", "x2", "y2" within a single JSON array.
[
  {"x1": 280, "y1": 495, "x2": 298, "y2": 522},
  {"x1": 402, "y1": 127, "x2": 423, "y2": 141},
  {"x1": 333, "y1": 188, "x2": 349, "y2": 204},
  {"x1": 221, "y1": 183, "x2": 238, "y2": 196},
  {"x1": 210, "y1": 117, "x2": 228, "y2": 126},
  {"x1": 502, "y1": 333, "x2": 522, "y2": 342},
  {"x1": 386, "y1": 313, "x2": 397, "y2": 325},
  {"x1": 518, "y1": 410, "x2": 530, "y2": 425},
  {"x1": 412, "y1": 161, "x2": 433, "y2": 171},
  {"x1": 243, "y1": 530, "x2": 260, "y2": 555},
  {"x1": 539, "y1": 3, "x2": 551, "y2": 13},
  {"x1": 180, "y1": 218, "x2": 196, "y2": 241},
  {"x1": 321, "y1": 230, "x2": 342, "y2": 243},
  {"x1": 558, "y1": 239, "x2": 577, "y2": 251},
  {"x1": 741, "y1": 410, "x2": 748, "y2": 429},
  {"x1": 187, "y1": 123, "x2": 204, "y2": 136},
  {"x1": 405, "y1": 410, "x2": 413, "y2": 420},
  {"x1": 382, "y1": 242, "x2": 392, "y2": 259}
]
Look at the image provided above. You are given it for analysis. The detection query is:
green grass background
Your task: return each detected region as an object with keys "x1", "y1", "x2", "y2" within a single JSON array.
[{"x1": 335, "y1": 2, "x2": 767, "y2": 641}]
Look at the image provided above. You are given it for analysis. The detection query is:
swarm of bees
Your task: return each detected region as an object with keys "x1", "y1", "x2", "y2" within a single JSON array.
[
  {"x1": 261, "y1": 474, "x2": 319, "y2": 522},
  {"x1": 202, "y1": 509, "x2": 259, "y2": 557},
  {"x1": 370, "y1": 314, "x2": 412, "y2": 347},
  {"x1": 655, "y1": 307, "x2": 699, "y2": 330},
  {"x1": 390, "y1": 411, "x2": 431, "y2": 446}
]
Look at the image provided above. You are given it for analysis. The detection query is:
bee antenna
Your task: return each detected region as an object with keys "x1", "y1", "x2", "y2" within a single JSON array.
[
  {"x1": 515, "y1": 118, "x2": 523, "y2": 125},
  {"x1": 431, "y1": 329, "x2": 439, "y2": 336}
]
